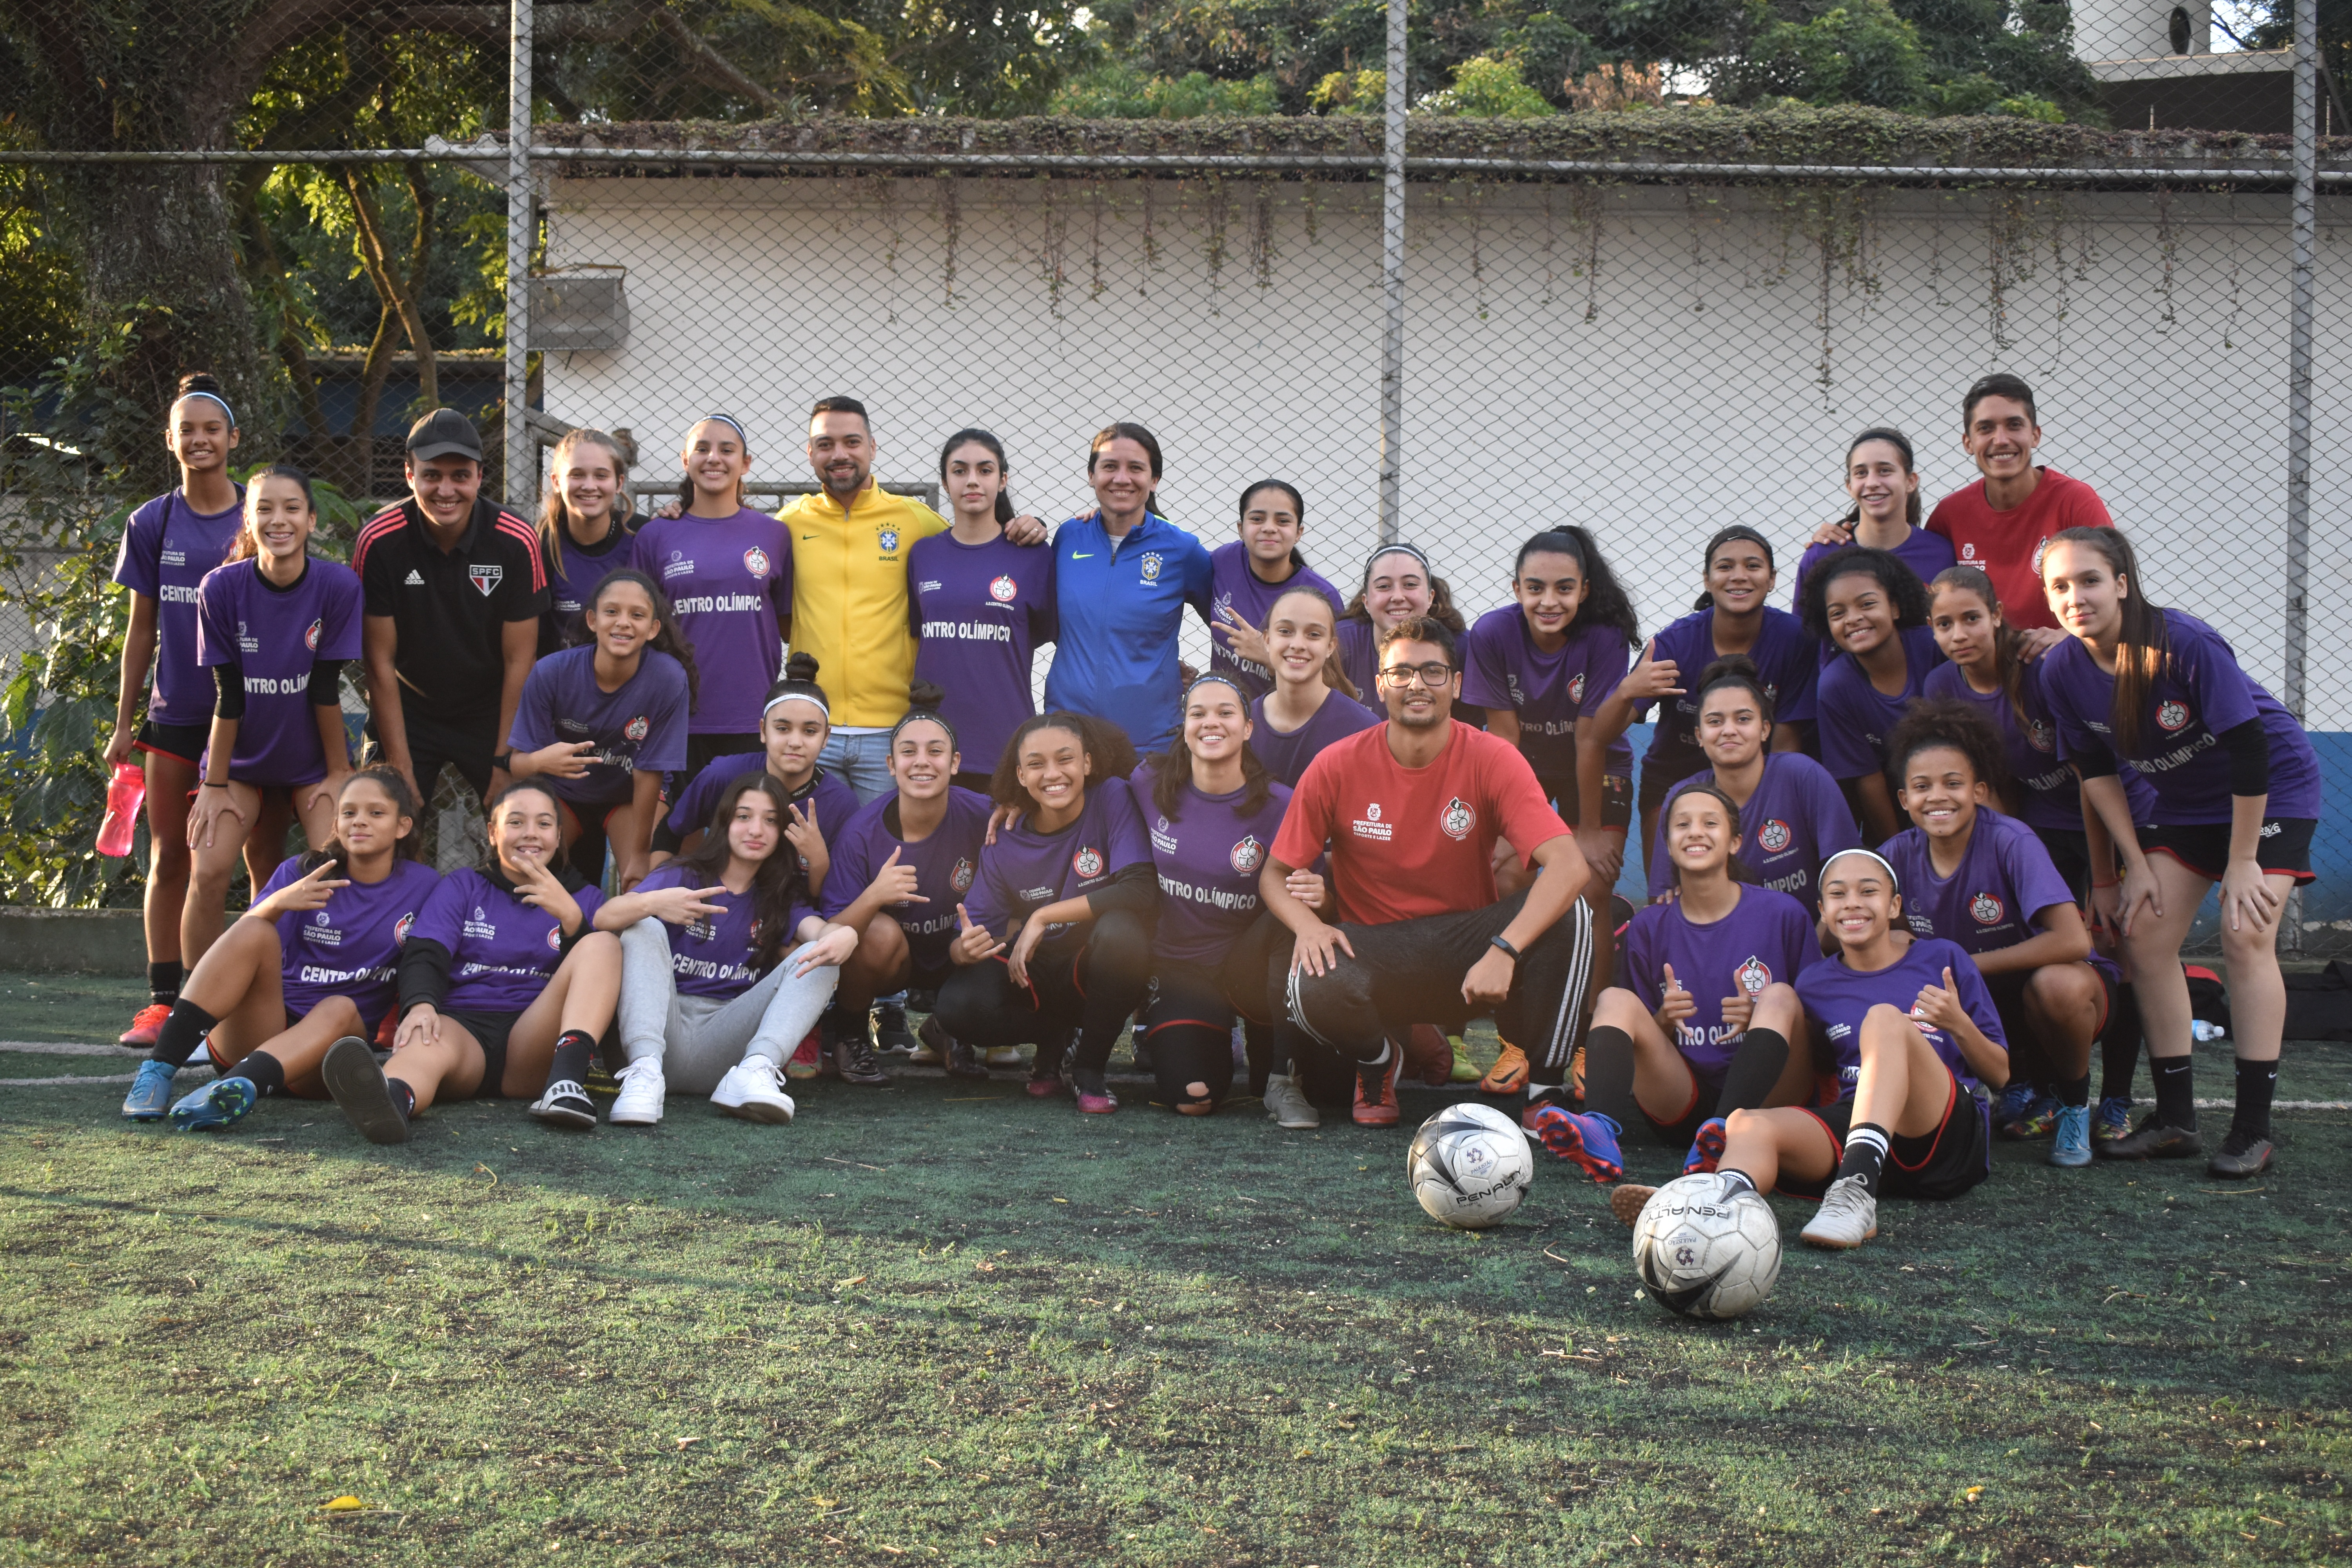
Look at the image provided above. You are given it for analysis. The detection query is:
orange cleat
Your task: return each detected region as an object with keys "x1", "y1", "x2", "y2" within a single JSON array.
[
  {"x1": 119, "y1": 1003, "x2": 171, "y2": 1049},
  {"x1": 1352, "y1": 1048, "x2": 1401, "y2": 1127},
  {"x1": 1479, "y1": 1041, "x2": 1530, "y2": 1096}
]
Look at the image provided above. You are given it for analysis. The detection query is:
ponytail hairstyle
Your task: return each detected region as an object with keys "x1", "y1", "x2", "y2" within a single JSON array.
[
  {"x1": 303, "y1": 765, "x2": 423, "y2": 874},
  {"x1": 225, "y1": 463, "x2": 318, "y2": 565},
  {"x1": 1887, "y1": 697, "x2": 2013, "y2": 803},
  {"x1": 1088, "y1": 421, "x2": 1165, "y2": 518},
  {"x1": 172, "y1": 370, "x2": 237, "y2": 429},
  {"x1": 891, "y1": 678, "x2": 958, "y2": 750},
  {"x1": 1929, "y1": 565, "x2": 2027, "y2": 733},
  {"x1": 580, "y1": 566, "x2": 701, "y2": 715},
  {"x1": 763, "y1": 652, "x2": 831, "y2": 724},
  {"x1": 1268, "y1": 583, "x2": 1361, "y2": 701},
  {"x1": 1512, "y1": 526, "x2": 1640, "y2": 648},
  {"x1": 1798, "y1": 544, "x2": 1930, "y2": 645},
  {"x1": 1658, "y1": 780, "x2": 1751, "y2": 887},
  {"x1": 2047, "y1": 525, "x2": 2169, "y2": 754},
  {"x1": 1153, "y1": 674, "x2": 1273, "y2": 821},
  {"x1": 539, "y1": 427, "x2": 635, "y2": 560},
  {"x1": 939, "y1": 428, "x2": 1015, "y2": 525},
  {"x1": 675, "y1": 770, "x2": 808, "y2": 977},
  {"x1": 1238, "y1": 478, "x2": 1308, "y2": 569},
  {"x1": 990, "y1": 711, "x2": 1138, "y2": 817},
  {"x1": 1692, "y1": 653, "x2": 1778, "y2": 726},
  {"x1": 675, "y1": 414, "x2": 751, "y2": 514},
  {"x1": 1840, "y1": 426, "x2": 1922, "y2": 528},
  {"x1": 1339, "y1": 542, "x2": 1468, "y2": 635},
  {"x1": 1692, "y1": 525, "x2": 1777, "y2": 612},
  {"x1": 480, "y1": 779, "x2": 573, "y2": 881}
]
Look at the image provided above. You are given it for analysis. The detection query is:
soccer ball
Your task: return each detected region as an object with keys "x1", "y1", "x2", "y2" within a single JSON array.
[
  {"x1": 1407, "y1": 1103, "x2": 1534, "y2": 1230},
  {"x1": 1628, "y1": 1173, "x2": 1782, "y2": 1319}
]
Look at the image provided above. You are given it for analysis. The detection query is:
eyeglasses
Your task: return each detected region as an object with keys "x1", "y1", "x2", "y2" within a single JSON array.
[{"x1": 1379, "y1": 662, "x2": 1456, "y2": 688}]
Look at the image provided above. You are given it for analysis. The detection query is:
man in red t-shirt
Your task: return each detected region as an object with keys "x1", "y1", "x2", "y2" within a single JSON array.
[
  {"x1": 1927, "y1": 372, "x2": 2113, "y2": 641},
  {"x1": 1260, "y1": 618, "x2": 1617, "y2": 1169}
]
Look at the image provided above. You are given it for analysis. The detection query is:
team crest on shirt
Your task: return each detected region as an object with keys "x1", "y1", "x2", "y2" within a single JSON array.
[
  {"x1": 1757, "y1": 818, "x2": 1793, "y2": 854},
  {"x1": 2028, "y1": 718, "x2": 2056, "y2": 753},
  {"x1": 1230, "y1": 835, "x2": 1264, "y2": 874},
  {"x1": 878, "y1": 530, "x2": 900, "y2": 554},
  {"x1": 1970, "y1": 892, "x2": 2006, "y2": 926},
  {"x1": 393, "y1": 913, "x2": 415, "y2": 944},
  {"x1": 1073, "y1": 847, "x2": 1105, "y2": 879},
  {"x1": 304, "y1": 619, "x2": 322, "y2": 652},
  {"x1": 546, "y1": 925, "x2": 563, "y2": 951},
  {"x1": 989, "y1": 574, "x2": 1017, "y2": 603},
  {"x1": 624, "y1": 715, "x2": 650, "y2": 742},
  {"x1": 2157, "y1": 699, "x2": 2191, "y2": 733},
  {"x1": 1440, "y1": 797, "x2": 1475, "y2": 840},
  {"x1": 951, "y1": 856, "x2": 975, "y2": 894},
  {"x1": 1139, "y1": 552, "x2": 1163, "y2": 583},
  {"x1": 1567, "y1": 672, "x2": 1587, "y2": 704},
  {"x1": 1734, "y1": 956, "x2": 1772, "y2": 996},
  {"x1": 469, "y1": 564, "x2": 503, "y2": 596},
  {"x1": 743, "y1": 546, "x2": 770, "y2": 578}
]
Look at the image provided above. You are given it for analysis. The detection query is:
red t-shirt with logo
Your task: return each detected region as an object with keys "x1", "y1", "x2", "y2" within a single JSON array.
[
  {"x1": 1272, "y1": 720, "x2": 1571, "y2": 927},
  {"x1": 1924, "y1": 466, "x2": 2112, "y2": 630}
]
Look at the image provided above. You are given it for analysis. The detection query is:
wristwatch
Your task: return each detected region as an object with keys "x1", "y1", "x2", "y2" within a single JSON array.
[{"x1": 493, "y1": 751, "x2": 514, "y2": 771}]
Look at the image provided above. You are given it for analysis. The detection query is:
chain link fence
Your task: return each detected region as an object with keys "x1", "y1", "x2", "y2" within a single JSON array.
[{"x1": 0, "y1": 0, "x2": 2343, "y2": 947}]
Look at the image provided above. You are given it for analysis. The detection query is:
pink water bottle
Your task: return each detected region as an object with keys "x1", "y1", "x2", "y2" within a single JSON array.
[{"x1": 96, "y1": 762, "x2": 145, "y2": 857}]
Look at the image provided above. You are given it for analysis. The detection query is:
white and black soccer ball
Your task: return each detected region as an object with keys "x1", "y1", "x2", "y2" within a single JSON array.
[
  {"x1": 1407, "y1": 1102, "x2": 1534, "y2": 1230},
  {"x1": 1629, "y1": 1172, "x2": 1783, "y2": 1319}
]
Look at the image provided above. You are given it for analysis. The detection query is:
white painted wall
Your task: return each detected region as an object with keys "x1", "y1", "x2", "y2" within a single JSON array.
[{"x1": 2073, "y1": 0, "x2": 2210, "y2": 62}]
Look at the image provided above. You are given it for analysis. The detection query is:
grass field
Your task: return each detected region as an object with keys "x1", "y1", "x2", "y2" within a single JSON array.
[{"x1": 1, "y1": 969, "x2": 2347, "y2": 1566}]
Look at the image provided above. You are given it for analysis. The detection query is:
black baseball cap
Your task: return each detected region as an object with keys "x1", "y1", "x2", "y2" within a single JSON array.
[{"x1": 406, "y1": 408, "x2": 484, "y2": 463}]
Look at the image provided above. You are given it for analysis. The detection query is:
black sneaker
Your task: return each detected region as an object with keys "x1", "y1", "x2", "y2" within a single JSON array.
[
  {"x1": 2099, "y1": 1113, "x2": 2202, "y2": 1161},
  {"x1": 907, "y1": 987, "x2": 939, "y2": 1015},
  {"x1": 2207, "y1": 1126, "x2": 2274, "y2": 1178},
  {"x1": 831, "y1": 1022, "x2": 891, "y2": 1086},
  {"x1": 1027, "y1": 1030, "x2": 1071, "y2": 1098},
  {"x1": 322, "y1": 1036, "x2": 410, "y2": 1145},
  {"x1": 936, "y1": 1019, "x2": 989, "y2": 1080},
  {"x1": 873, "y1": 1000, "x2": 920, "y2": 1054}
]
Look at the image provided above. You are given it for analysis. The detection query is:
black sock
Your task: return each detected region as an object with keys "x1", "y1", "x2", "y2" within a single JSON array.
[
  {"x1": 2152, "y1": 1055, "x2": 2197, "y2": 1131},
  {"x1": 2231, "y1": 1058, "x2": 2278, "y2": 1141},
  {"x1": 546, "y1": 1029, "x2": 596, "y2": 1093},
  {"x1": 1717, "y1": 1167, "x2": 1759, "y2": 1197},
  {"x1": 1579, "y1": 1025, "x2": 1639, "y2": 1128},
  {"x1": 148, "y1": 961, "x2": 183, "y2": 1008},
  {"x1": 149, "y1": 1000, "x2": 219, "y2": 1069},
  {"x1": 1837, "y1": 1122, "x2": 1890, "y2": 1197},
  {"x1": 1356, "y1": 1040, "x2": 1394, "y2": 1084},
  {"x1": 1713, "y1": 1027, "x2": 1791, "y2": 1119},
  {"x1": 2099, "y1": 985, "x2": 2143, "y2": 1102},
  {"x1": 238, "y1": 1051, "x2": 287, "y2": 1098},
  {"x1": 2055, "y1": 1071, "x2": 2091, "y2": 1109},
  {"x1": 388, "y1": 1078, "x2": 417, "y2": 1119}
]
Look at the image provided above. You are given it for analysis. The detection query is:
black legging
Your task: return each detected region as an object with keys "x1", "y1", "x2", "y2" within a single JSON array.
[
  {"x1": 934, "y1": 910, "x2": 1152, "y2": 1073},
  {"x1": 1141, "y1": 911, "x2": 1301, "y2": 1112}
]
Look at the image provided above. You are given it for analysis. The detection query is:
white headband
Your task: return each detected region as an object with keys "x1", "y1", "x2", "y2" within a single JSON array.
[
  {"x1": 1821, "y1": 848, "x2": 1901, "y2": 893},
  {"x1": 764, "y1": 690, "x2": 829, "y2": 722},
  {"x1": 179, "y1": 390, "x2": 236, "y2": 426}
]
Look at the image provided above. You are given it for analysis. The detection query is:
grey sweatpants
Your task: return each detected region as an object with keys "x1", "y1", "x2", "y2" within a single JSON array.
[{"x1": 618, "y1": 919, "x2": 838, "y2": 1096}]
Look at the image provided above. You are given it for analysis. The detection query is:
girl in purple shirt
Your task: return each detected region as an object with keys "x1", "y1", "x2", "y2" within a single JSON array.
[
  {"x1": 186, "y1": 466, "x2": 363, "y2": 971},
  {"x1": 127, "y1": 768, "x2": 437, "y2": 1130},
  {"x1": 655, "y1": 653, "x2": 856, "y2": 897},
  {"x1": 1248, "y1": 585, "x2": 1384, "y2": 788},
  {"x1": 1572, "y1": 782, "x2": 1820, "y2": 1180},
  {"x1": 1880, "y1": 702, "x2": 2114, "y2": 1167},
  {"x1": 1802, "y1": 544, "x2": 1944, "y2": 844},
  {"x1": 2041, "y1": 527, "x2": 2323, "y2": 1177},
  {"x1": 107, "y1": 372, "x2": 247, "y2": 1046},
  {"x1": 1332, "y1": 544, "x2": 1471, "y2": 713},
  {"x1": 1205, "y1": 480, "x2": 1345, "y2": 701},
  {"x1": 316, "y1": 782, "x2": 622, "y2": 1140},
  {"x1": 537, "y1": 427, "x2": 639, "y2": 653},
  {"x1": 934, "y1": 713, "x2": 1156, "y2": 1114},
  {"x1": 1793, "y1": 427, "x2": 1956, "y2": 666}
]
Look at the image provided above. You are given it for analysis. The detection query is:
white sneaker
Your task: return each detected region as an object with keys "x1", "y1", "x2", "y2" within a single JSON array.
[
  {"x1": 985, "y1": 1046, "x2": 1023, "y2": 1068},
  {"x1": 711, "y1": 1058, "x2": 795, "y2": 1124},
  {"x1": 1799, "y1": 1174, "x2": 1879, "y2": 1250},
  {"x1": 1262, "y1": 1073, "x2": 1320, "y2": 1130},
  {"x1": 608, "y1": 1058, "x2": 666, "y2": 1126}
]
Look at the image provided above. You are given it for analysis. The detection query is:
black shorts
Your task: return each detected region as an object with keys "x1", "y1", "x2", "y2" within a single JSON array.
[
  {"x1": 1638, "y1": 1063, "x2": 1724, "y2": 1149},
  {"x1": 2039, "y1": 827, "x2": 2092, "y2": 903},
  {"x1": 1539, "y1": 772, "x2": 1634, "y2": 835},
  {"x1": 2141, "y1": 817, "x2": 2317, "y2": 884},
  {"x1": 1980, "y1": 962, "x2": 2116, "y2": 1080},
  {"x1": 1784, "y1": 1073, "x2": 1991, "y2": 1202},
  {"x1": 445, "y1": 1007, "x2": 524, "y2": 1098},
  {"x1": 136, "y1": 719, "x2": 211, "y2": 767},
  {"x1": 367, "y1": 711, "x2": 498, "y2": 808},
  {"x1": 1637, "y1": 743, "x2": 1708, "y2": 815}
]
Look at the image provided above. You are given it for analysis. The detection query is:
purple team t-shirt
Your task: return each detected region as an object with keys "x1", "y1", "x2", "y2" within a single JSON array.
[
  {"x1": 907, "y1": 531, "x2": 1055, "y2": 777},
  {"x1": 1881, "y1": 808, "x2": 2076, "y2": 956},
  {"x1": 819, "y1": 786, "x2": 993, "y2": 980},
  {"x1": 510, "y1": 646, "x2": 691, "y2": 807},
  {"x1": 1134, "y1": 765, "x2": 1294, "y2": 966},
  {"x1": 631, "y1": 509, "x2": 792, "y2": 734},
  {"x1": 964, "y1": 775, "x2": 1152, "y2": 944},
  {"x1": 632, "y1": 862, "x2": 813, "y2": 1001},
  {"x1": 1334, "y1": 618, "x2": 1381, "y2": 704},
  {"x1": 1459, "y1": 606, "x2": 1634, "y2": 786},
  {"x1": 1646, "y1": 751, "x2": 1860, "y2": 907},
  {"x1": 1615, "y1": 885, "x2": 1822, "y2": 1078},
  {"x1": 1208, "y1": 542, "x2": 1343, "y2": 700},
  {"x1": 114, "y1": 487, "x2": 244, "y2": 728},
  {"x1": 1920, "y1": 659, "x2": 2082, "y2": 833},
  {"x1": 1636, "y1": 608, "x2": 1822, "y2": 783},
  {"x1": 664, "y1": 759, "x2": 860, "y2": 855},
  {"x1": 2041, "y1": 610, "x2": 2324, "y2": 825},
  {"x1": 1816, "y1": 624, "x2": 1945, "y2": 781},
  {"x1": 1796, "y1": 528, "x2": 1957, "y2": 666},
  {"x1": 543, "y1": 519, "x2": 638, "y2": 646},
  {"x1": 195, "y1": 557, "x2": 363, "y2": 786},
  {"x1": 1797, "y1": 935, "x2": 2007, "y2": 1093},
  {"x1": 1247, "y1": 691, "x2": 1385, "y2": 788},
  {"x1": 256, "y1": 854, "x2": 439, "y2": 1032},
  {"x1": 411, "y1": 866, "x2": 606, "y2": 1014}
]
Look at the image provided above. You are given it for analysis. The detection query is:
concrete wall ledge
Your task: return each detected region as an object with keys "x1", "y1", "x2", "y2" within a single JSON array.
[{"x1": 0, "y1": 908, "x2": 148, "y2": 975}]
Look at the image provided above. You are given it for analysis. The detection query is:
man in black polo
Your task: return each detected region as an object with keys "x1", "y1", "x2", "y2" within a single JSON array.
[{"x1": 354, "y1": 409, "x2": 546, "y2": 831}]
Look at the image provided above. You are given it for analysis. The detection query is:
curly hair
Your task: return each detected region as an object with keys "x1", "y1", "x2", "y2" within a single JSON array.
[
  {"x1": 989, "y1": 712, "x2": 1140, "y2": 817},
  {"x1": 1799, "y1": 545, "x2": 1931, "y2": 645},
  {"x1": 1886, "y1": 698, "x2": 2013, "y2": 802}
]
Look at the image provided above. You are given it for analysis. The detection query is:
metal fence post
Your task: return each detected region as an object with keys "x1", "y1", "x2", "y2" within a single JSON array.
[
  {"x1": 2284, "y1": 0, "x2": 2318, "y2": 954},
  {"x1": 1376, "y1": 0, "x2": 1406, "y2": 547},
  {"x1": 505, "y1": 0, "x2": 534, "y2": 511}
]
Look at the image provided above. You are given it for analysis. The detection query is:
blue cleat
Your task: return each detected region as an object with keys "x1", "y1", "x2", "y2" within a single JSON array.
[
  {"x1": 2047, "y1": 1103, "x2": 2092, "y2": 1167},
  {"x1": 121, "y1": 1060, "x2": 178, "y2": 1122},
  {"x1": 1991, "y1": 1080, "x2": 2038, "y2": 1136},
  {"x1": 168, "y1": 1075, "x2": 256, "y2": 1132},
  {"x1": 1529, "y1": 1105, "x2": 1624, "y2": 1183},
  {"x1": 1683, "y1": 1116, "x2": 1728, "y2": 1176},
  {"x1": 2091, "y1": 1095, "x2": 2132, "y2": 1145}
]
